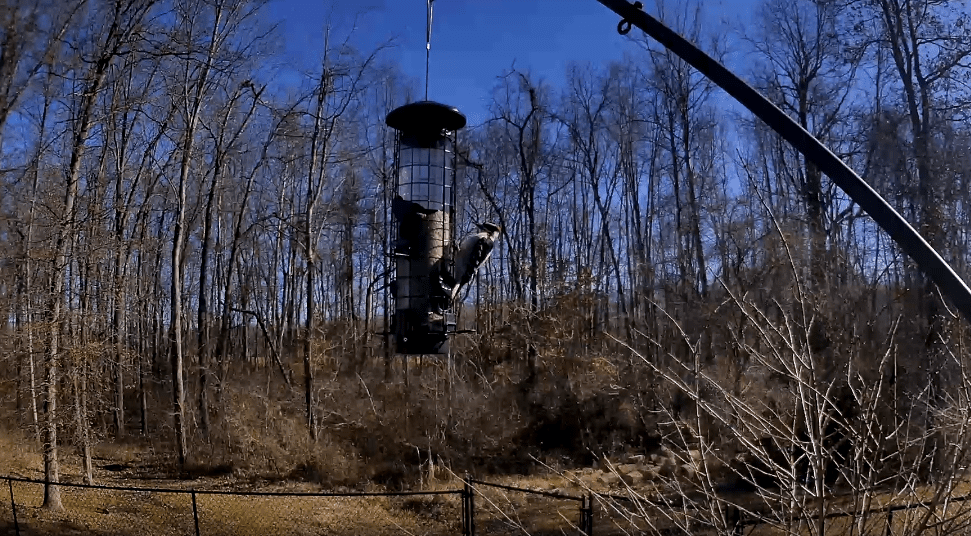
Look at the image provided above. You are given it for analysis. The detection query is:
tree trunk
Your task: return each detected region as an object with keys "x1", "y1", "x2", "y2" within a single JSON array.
[
  {"x1": 72, "y1": 349, "x2": 93, "y2": 485},
  {"x1": 170, "y1": 152, "x2": 190, "y2": 468},
  {"x1": 41, "y1": 304, "x2": 61, "y2": 510},
  {"x1": 43, "y1": 0, "x2": 123, "y2": 502},
  {"x1": 302, "y1": 34, "x2": 336, "y2": 441},
  {"x1": 196, "y1": 167, "x2": 218, "y2": 437},
  {"x1": 170, "y1": 0, "x2": 224, "y2": 467}
]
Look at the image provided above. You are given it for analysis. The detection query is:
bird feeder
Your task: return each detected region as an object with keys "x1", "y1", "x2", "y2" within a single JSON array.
[{"x1": 386, "y1": 101, "x2": 466, "y2": 355}]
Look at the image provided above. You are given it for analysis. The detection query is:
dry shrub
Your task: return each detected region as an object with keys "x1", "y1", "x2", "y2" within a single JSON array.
[
  {"x1": 91, "y1": 438, "x2": 157, "y2": 469},
  {"x1": 199, "y1": 383, "x2": 364, "y2": 487},
  {"x1": 393, "y1": 493, "x2": 460, "y2": 526}
]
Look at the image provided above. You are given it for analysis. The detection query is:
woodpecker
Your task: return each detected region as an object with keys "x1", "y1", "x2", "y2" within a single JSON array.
[{"x1": 446, "y1": 222, "x2": 501, "y2": 301}]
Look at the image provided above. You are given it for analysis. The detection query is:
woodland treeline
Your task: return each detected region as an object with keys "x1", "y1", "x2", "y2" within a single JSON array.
[{"x1": 2, "y1": 0, "x2": 971, "y2": 530}]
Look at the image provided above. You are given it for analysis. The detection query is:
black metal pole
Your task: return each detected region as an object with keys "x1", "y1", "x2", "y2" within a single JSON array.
[
  {"x1": 462, "y1": 479, "x2": 468, "y2": 536},
  {"x1": 579, "y1": 494, "x2": 585, "y2": 535},
  {"x1": 191, "y1": 490, "x2": 201, "y2": 536},
  {"x1": 594, "y1": 0, "x2": 971, "y2": 326},
  {"x1": 8, "y1": 478, "x2": 19, "y2": 536},
  {"x1": 727, "y1": 505, "x2": 743, "y2": 536},
  {"x1": 463, "y1": 475, "x2": 475, "y2": 536},
  {"x1": 582, "y1": 493, "x2": 594, "y2": 535}
]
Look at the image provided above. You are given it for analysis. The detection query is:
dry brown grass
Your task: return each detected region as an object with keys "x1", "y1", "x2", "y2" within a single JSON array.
[
  {"x1": 0, "y1": 427, "x2": 42, "y2": 478},
  {"x1": 4, "y1": 481, "x2": 460, "y2": 536}
]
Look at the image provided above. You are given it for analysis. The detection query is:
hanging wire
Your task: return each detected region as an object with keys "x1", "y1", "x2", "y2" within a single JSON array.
[{"x1": 425, "y1": 0, "x2": 434, "y2": 100}]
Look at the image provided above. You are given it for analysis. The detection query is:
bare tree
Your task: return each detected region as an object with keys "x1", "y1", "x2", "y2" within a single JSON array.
[
  {"x1": 40, "y1": 0, "x2": 157, "y2": 509},
  {"x1": 487, "y1": 70, "x2": 556, "y2": 378},
  {"x1": 165, "y1": 0, "x2": 268, "y2": 465},
  {"x1": 0, "y1": 0, "x2": 80, "y2": 150},
  {"x1": 746, "y1": 0, "x2": 862, "y2": 287},
  {"x1": 850, "y1": 0, "x2": 971, "y2": 474},
  {"x1": 295, "y1": 27, "x2": 386, "y2": 439},
  {"x1": 196, "y1": 68, "x2": 266, "y2": 436},
  {"x1": 615, "y1": 226, "x2": 971, "y2": 535},
  {"x1": 638, "y1": 1, "x2": 722, "y2": 303}
]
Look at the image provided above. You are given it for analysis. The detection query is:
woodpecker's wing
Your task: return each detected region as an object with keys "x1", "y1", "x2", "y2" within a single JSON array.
[
  {"x1": 450, "y1": 224, "x2": 501, "y2": 300},
  {"x1": 456, "y1": 236, "x2": 495, "y2": 287},
  {"x1": 468, "y1": 237, "x2": 495, "y2": 269}
]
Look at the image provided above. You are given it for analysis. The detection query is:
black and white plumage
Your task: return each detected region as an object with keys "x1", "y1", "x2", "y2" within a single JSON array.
[{"x1": 448, "y1": 222, "x2": 501, "y2": 300}]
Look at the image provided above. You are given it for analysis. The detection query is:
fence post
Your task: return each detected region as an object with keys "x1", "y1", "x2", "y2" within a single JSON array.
[
  {"x1": 729, "y1": 506, "x2": 743, "y2": 536},
  {"x1": 191, "y1": 490, "x2": 201, "y2": 536},
  {"x1": 8, "y1": 478, "x2": 19, "y2": 536},
  {"x1": 579, "y1": 494, "x2": 586, "y2": 536},
  {"x1": 461, "y1": 479, "x2": 467, "y2": 536},
  {"x1": 462, "y1": 476, "x2": 475, "y2": 536},
  {"x1": 580, "y1": 493, "x2": 593, "y2": 535},
  {"x1": 578, "y1": 494, "x2": 585, "y2": 535}
]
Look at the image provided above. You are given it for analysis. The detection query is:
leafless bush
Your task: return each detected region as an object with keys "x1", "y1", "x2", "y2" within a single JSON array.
[{"x1": 611, "y1": 252, "x2": 971, "y2": 535}]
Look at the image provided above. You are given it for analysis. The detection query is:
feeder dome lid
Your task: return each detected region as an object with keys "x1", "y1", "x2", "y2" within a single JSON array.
[{"x1": 386, "y1": 100, "x2": 466, "y2": 133}]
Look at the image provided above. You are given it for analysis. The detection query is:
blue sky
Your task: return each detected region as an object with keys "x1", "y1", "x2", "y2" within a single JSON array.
[{"x1": 270, "y1": 0, "x2": 752, "y2": 127}]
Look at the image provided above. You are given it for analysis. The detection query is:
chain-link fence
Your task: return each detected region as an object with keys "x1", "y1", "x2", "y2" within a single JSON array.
[
  {"x1": 13, "y1": 473, "x2": 971, "y2": 536},
  {"x1": 2, "y1": 476, "x2": 465, "y2": 536},
  {"x1": 1, "y1": 475, "x2": 599, "y2": 536},
  {"x1": 465, "y1": 478, "x2": 592, "y2": 535},
  {"x1": 588, "y1": 487, "x2": 971, "y2": 536},
  {"x1": 18, "y1": 472, "x2": 964, "y2": 535}
]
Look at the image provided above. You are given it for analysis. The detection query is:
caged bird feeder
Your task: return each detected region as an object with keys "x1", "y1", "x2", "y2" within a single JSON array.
[{"x1": 386, "y1": 100, "x2": 466, "y2": 355}]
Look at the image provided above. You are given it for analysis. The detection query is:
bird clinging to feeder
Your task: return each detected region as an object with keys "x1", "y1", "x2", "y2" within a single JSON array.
[{"x1": 442, "y1": 222, "x2": 501, "y2": 301}]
